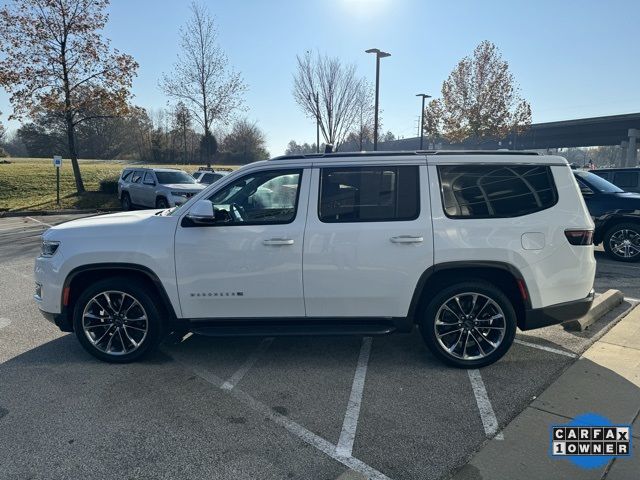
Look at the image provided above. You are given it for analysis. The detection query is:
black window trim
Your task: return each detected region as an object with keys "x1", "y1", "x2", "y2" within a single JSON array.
[
  {"x1": 317, "y1": 165, "x2": 421, "y2": 224},
  {"x1": 437, "y1": 164, "x2": 559, "y2": 220},
  {"x1": 183, "y1": 168, "x2": 304, "y2": 228}
]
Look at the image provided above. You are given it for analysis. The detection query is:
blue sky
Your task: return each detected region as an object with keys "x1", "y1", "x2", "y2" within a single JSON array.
[{"x1": 1, "y1": 0, "x2": 639, "y2": 156}]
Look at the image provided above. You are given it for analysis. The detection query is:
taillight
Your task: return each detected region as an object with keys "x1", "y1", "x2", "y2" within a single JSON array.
[{"x1": 564, "y1": 229, "x2": 594, "y2": 246}]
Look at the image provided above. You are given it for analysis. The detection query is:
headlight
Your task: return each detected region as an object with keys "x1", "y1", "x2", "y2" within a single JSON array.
[
  {"x1": 171, "y1": 191, "x2": 189, "y2": 197},
  {"x1": 41, "y1": 240, "x2": 60, "y2": 257}
]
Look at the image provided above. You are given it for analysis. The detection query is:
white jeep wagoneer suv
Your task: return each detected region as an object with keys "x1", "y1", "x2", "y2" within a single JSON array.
[{"x1": 35, "y1": 151, "x2": 596, "y2": 368}]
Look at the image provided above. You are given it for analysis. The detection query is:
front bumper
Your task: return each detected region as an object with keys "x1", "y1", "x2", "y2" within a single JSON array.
[
  {"x1": 39, "y1": 309, "x2": 73, "y2": 332},
  {"x1": 521, "y1": 289, "x2": 595, "y2": 331}
]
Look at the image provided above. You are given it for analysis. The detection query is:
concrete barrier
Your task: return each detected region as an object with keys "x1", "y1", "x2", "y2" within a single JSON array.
[{"x1": 563, "y1": 289, "x2": 624, "y2": 331}]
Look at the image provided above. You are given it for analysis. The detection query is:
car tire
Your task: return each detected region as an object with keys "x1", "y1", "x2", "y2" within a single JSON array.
[
  {"x1": 419, "y1": 280, "x2": 517, "y2": 368},
  {"x1": 156, "y1": 197, "x2": 169, "y2": 209},
  {"x1": 603, "y1": 223, "x2": 640, "y2": 262},
  {"x1": 73, "y1": 277, "x2": 165, "y2": 363},
  {"x1": 121, "y1": 193, "x2": 132, "y2": 211}
]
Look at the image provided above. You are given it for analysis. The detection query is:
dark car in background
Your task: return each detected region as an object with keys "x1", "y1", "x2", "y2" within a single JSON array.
[
  {"x1": 573, "y1": 170, "x2": 640, "y2": 262},
  {"x1": 592, "y1": 168, "x2": 640, "y2": 194}
]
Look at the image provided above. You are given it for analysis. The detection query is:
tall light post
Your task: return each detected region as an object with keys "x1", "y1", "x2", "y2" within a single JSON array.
[
  {"x1": 416, "y1": 93, "x2": 431, "y2": 150},
  {"x1": 365, "y1": 48, "x2": 391, "y2": 151}
]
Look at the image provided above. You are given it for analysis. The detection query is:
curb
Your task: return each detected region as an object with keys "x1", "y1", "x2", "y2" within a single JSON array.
[
  {"x1": 563, "y1": 289, "x2": 624, "y2": 331},
  {"x1": 0, "y1": 208, "x2": 120, "y2": 218}
]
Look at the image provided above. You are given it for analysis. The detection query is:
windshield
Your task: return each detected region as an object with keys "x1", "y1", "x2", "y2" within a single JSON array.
[
  {"x1": 574, "y1": 171, "x2": 624, "y2": 193},
  {"x1": 155, "y1": 171, "x2": 197, "y2": 185}
]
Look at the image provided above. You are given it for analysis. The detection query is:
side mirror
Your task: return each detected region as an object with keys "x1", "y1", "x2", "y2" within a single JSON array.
[{"x1": 186, "y1": 199, "x2": 215, "y2": 225}]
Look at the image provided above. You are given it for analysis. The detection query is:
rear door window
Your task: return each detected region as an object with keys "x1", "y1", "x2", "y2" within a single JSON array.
[
  {"x1": 438, "y1": 164, "x2": 558, "y2": 218},
  {"x1": 613, "y1": 171, "x2": 639, "y2": 189},
  {"x1": 318, "y1": 166, "x2": 420, "y2": 223}
]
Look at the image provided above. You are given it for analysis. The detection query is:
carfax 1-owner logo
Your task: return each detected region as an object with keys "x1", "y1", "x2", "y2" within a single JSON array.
[{"x1": 551, "y1": 413, "x2": 632, "y2": 469}]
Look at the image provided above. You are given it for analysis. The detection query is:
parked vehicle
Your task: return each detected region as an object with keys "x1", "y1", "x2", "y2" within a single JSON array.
[
  {"x1": 573, "y1": 170, "x2": 640, "y2": 262},
  {"x1": 191, "y1": 167, "x2": 231, "y2": 185},
  {"x1": 117, "y1": 167, "x2": 205, "y2": 210},
  {"x1": 591, "y1": 167, "x2": 640, "y2": 194},
  {"x1": 36, "y1": 151, "x2": 595, "y2": 368}
]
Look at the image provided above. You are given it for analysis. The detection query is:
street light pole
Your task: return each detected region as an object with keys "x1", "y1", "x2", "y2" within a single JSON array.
[
  {"x1": 415, "y1": 93, "x2": 431, "y2": 150},
  {"x1": 366, "y1": 48, "x2": 391, "y2": 151}
]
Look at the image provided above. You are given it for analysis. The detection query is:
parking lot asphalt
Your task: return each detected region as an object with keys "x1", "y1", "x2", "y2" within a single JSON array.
[{"x1": 0, "y1": 214, "x2": 637, "y2": 480}]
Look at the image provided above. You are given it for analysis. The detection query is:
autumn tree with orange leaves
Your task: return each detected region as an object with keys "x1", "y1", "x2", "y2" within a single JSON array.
[
  {"x1": 0, "y1": 0, "x2": 138, "y2": 193},
  {"x1": 424, "y1": 41, "x2": 531, "y2": 145}
]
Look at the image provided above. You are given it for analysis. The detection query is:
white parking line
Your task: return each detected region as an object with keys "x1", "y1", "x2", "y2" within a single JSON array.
[
  {"x1": 514, "y1": 339, "x2": 578, "y2": 358},
  {"x1": 336, "y1": 336, "x2": 373, "y2": 457},
  {"x1": 171, "y1": 352, "x2": 393, "y2": 480},
  {"x1": 221, "y1": 337, "x2": 274, "y2": 390},
  {"x1": 25, "y1": 216, "x2": 53, "y2": 228},
  {"x1": 468, "y1": 369, "x2": 504, "y2": 440}
]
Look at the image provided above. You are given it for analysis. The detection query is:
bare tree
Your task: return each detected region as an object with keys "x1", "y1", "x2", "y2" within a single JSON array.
[
  {"x1": 351, "y1": 80, "x2": 375, "y2": 150},
  {"x1": 293, "y1": 52, "x2": 364, "y2": 150},
  {"x1": 172, "y1": 102, "x2": 192, "y2": 164},
  {"x1": 424, "y1": 40, "x2": 531, "y2": 144},
  {"x1": 160, "y1": 2, "x2": 246, "y2": 166},
  {"x1": 0, "y1": 0, "x2": 138, "y2": 193}
]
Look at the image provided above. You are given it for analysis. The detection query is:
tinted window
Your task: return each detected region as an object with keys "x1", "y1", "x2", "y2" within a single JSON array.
[
  {"x1": 208, "y1": 170, "x2": 301, "y2": 225},
  {"x1": 438, "y1": 165, "x2": 557, "y2": 218},
  {"x1": 593, "y1": 171, "x2": 611, "y2": 181},
  {"x1": 201, "y1": 173, "x2": 223, "y2": 184},
  {"x1": 143, "y1": 172, "x2": 155, "y2": 184},
  {"x1": 155, "y1": 171, "x2": 197, "y2": 184},
  {"x1": 131, "y1": 171, "x2": 144, "y2": 183},
  {"x1": 121, "y1": 170, "x2": 132, "y2": 182},
  {"x1": 613, "y1": 171, "x2": 638, "y2": 188},
  {"x1": 574, "y1": 171, "x2": 623, "y2": 193},
  {"x1": 319, "y1": 166, "x2": 419, "y2": 223}
]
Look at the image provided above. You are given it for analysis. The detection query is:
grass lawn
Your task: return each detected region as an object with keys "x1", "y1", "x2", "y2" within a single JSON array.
[{"x1": 0, "y1": 158, "x2": 238, "y2": 212}]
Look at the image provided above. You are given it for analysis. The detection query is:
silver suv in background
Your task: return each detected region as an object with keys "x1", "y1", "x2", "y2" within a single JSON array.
[{"x1": 118, "y1": 167, "x2": 206, "y2": 210}]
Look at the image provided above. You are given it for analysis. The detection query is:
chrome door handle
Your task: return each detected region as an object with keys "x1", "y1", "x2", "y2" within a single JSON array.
[
  {"x1": 263, "y1": 238, "x2": 294, "y2": 246},
  {"x1": 390, "y1": 235, "x2": 424, "y2": 244}
]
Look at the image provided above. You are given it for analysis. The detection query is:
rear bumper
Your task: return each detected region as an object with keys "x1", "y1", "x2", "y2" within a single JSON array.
[
  {"x1": 39, "y1": 308, "x2": 73, "y2": 332},
  {"x1": 521, "y1": 289, "x2": 595, "y2": 331}
]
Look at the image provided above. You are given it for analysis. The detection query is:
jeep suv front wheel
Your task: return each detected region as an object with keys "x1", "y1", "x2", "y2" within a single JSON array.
[
  {"x1": 419, "y1": 281, "x2": 517, "y2": 368},
  {"x1": 73, "y1": 278, "x2": 164, "y2": 363}
]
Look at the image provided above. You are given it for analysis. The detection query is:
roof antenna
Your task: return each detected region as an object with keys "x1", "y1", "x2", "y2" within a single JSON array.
[{"x1": 324, "y1": 144, "x2": 333, "y2": 154}]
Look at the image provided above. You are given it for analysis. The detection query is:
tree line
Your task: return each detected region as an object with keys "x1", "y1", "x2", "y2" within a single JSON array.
[
  {"x1": 0, "y1": 0, "x2": 532, "y2": 195},
  {"x1": 0, "y1": 0, "x2": 263, "y2": 193}
]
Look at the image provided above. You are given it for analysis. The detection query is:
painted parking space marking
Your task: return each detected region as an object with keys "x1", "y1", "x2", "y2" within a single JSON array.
[
  {"x1": 514, "y1": 339, "x2": 578, "y2": 358},
  {"x1": 170, "y1": 350, "x2": 393, "y2": 480},
  {"x1": 221, "y1": 337, "x2": 274, "y2": 391},
  {"x1": 468, "y1": 369, "x2": 504, "y2": 440},
  {"x1": 25, "y1": 217, "x2": 53, "y2": 228},
  {"x1": 336, "y1": 336, "x2": 373, "y2": 457}
]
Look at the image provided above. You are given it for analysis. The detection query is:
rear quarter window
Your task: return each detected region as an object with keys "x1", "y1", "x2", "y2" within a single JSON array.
[{"x1": 438, "y1": 164, "x2": 558, "y2": 218}]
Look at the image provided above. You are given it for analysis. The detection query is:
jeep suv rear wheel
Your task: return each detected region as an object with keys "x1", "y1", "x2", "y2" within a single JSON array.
[
  {"x1": 419, "y1": 281, "x2": 517, "y2": 368},
  {"x1": 73, "y1": 277, "x2": 164, "y2": 363},
  {"x1": 603, "y1": 223, "x2": 640, "y2": 262}
]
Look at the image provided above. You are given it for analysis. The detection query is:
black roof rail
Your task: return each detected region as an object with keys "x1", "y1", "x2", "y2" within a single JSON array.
[{"x1": 269, "y1": 150, "x2": 540, "y2": 161}]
